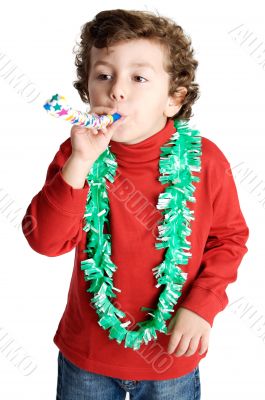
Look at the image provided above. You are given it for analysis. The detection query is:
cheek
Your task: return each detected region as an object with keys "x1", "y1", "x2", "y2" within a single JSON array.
[
  {"x1": 88, "y1": 85, "x2": 101, "y2": 103},
  {"x1": 87, "y1": 78, "x2": 99, "y2": 95}
]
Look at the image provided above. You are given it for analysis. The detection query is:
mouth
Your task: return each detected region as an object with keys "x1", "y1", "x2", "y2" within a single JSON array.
[
  {"x1": 116, "y1": 114, "x2": 128, "y2": 123},
  {"x1": 110, "y1": 108, "x2": 128, "y2": 117}
]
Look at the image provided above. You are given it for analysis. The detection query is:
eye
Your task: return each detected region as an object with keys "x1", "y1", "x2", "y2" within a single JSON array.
[
  {"x1": 134, "y1": 76, "x2": 147, "y2": 83},
  {"x1": 96, "y1": 74, "x2": 111, "y2": 80},
  {"x1": 96, "y1": 74, "x2": 147, "y2": 83}
]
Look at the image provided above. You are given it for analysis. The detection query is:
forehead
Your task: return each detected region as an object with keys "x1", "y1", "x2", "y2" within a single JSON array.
[{"x1": 90, "y1": 39, "x2": 167, "y2": 71}]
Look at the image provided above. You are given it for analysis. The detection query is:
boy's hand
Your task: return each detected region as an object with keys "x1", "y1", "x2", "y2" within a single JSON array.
[
  {"x1": 70, "y1": 105, "x2": 127, "y2": 163},
  {"x1": 166, "y1": 307, "x2": 211, "y2": 356}
]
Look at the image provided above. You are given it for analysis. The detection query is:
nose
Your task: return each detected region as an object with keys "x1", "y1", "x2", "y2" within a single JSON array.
[{"x1": 110, "y1": 81, "x2": 126, "y2": 102}]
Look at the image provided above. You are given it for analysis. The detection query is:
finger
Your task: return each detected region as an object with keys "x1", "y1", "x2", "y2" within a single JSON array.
[
  {"x1": 167, "y1": 317, "x2": 176, "y2": 334},
  {"x1": 198, "y1": 335, "x2": 209, "y2": 355},
  {"x1": 166, "y1": 313, "x2": 178, "y2": 335},
  {"x1": 173, "y1": 335, "x2": 191, "y2": 357},
  {"x1": 101, "y1": 127, "x2": 108, "y2": 137},
  {"x1": 71, "y1": 125, "x2": 88, "y2": 134},
  {"x1": 167, "y1": 331, "x2": 182, "y2": 354},
  {"x1": 183, "y1": 335, "x2": 201, "y2": 357}
]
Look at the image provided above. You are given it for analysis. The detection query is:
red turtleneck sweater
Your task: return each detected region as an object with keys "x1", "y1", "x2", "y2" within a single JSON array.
[{"x1": 21, "y1": 119, "x2": 249, "y2": 380}]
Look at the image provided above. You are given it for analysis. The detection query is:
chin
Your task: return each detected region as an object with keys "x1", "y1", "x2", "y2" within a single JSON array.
[
  {"x1": 110, "y1": 132, "x2": 128, "y2": 143},
  {"x1": 111, "y1": 125, "x2": 128, "y2": 138},
  {"x1": 110, "y1": 121, "x2": 139, "y2": 144}
]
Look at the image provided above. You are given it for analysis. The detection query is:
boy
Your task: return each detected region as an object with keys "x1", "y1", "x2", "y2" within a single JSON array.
[{"x1": 22, "y1": 9, "x2": 249, "y2": 400}]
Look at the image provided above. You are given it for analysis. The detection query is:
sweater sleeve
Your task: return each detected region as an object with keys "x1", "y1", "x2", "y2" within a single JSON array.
[
  {"x1": 180, "y1": 160, "x2": 249, "y2": 327},
  {"x1": 21, "y1": 140, "x2": 90, "y2": 257}
]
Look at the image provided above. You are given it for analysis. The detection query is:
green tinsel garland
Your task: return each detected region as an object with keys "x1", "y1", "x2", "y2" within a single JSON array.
[{"x1": 80, "y1": 118, "x2": 202, "y2": 350}]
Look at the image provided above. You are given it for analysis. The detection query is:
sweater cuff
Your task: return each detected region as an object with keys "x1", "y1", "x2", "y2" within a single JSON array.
[
  {"x1": 43, "y1": 168, "x2": 90, "y2": 215},
  {"x1": 179, "y1": 285, "x2": 225, "y2": 327}
]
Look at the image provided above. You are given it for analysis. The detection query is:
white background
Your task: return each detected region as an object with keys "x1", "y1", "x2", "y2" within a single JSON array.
[{"x1": 0, "y1": 0, "x2": 264, "y2": 399}]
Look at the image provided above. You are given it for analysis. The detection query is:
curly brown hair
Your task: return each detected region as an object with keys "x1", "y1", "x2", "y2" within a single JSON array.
[{"x1": 73, "y1": 9, "x2": 200, "y2": 121}]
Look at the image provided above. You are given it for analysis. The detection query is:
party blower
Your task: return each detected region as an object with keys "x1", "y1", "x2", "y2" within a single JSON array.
[{"x1": 43, "y1": 94, "x2": 122, "y2": 130}]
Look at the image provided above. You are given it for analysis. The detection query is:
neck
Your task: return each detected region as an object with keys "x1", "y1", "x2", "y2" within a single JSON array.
[{"x1": 109, "y1": 118, "x2": 176, "y2": 165}]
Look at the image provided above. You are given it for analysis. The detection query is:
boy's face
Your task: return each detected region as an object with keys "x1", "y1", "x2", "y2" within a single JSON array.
[{"x1": 87, "y1": 38, "x2": 186, "y2": 144}]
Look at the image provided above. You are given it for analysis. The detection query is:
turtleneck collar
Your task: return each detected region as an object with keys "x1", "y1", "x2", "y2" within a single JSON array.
[{"x1": 109, "y1": 118, "x2": 176, "y2": 165}]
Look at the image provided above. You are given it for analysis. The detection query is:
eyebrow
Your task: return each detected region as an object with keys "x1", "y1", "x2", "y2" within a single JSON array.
[{"x1": 93, "y1": 60, "x2": 156, "y2": 71}]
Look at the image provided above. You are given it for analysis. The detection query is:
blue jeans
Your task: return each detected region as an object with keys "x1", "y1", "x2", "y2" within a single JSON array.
[{"x1": 56, "y1": 350, "x2": 201, "y2": 400}]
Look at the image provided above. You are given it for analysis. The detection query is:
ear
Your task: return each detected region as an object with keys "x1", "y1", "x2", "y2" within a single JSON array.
[{"x1": 164, "y1": 86, "x2": 188, "y2": 118}]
